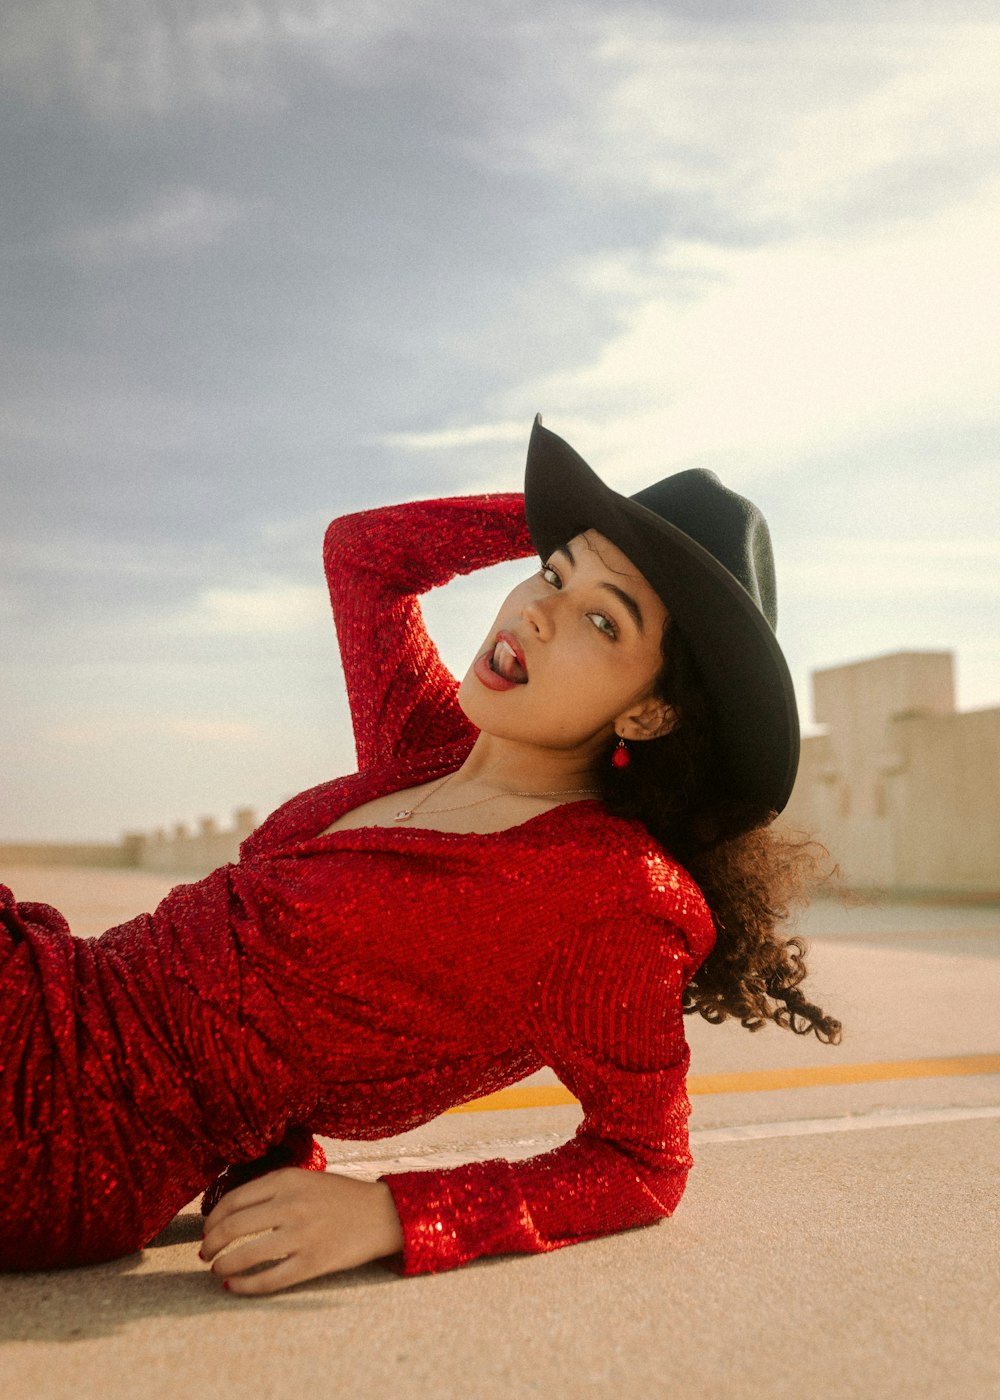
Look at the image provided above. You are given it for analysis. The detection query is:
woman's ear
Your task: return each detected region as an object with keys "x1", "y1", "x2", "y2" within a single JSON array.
[{"x1": 620, "y1": 700, "x2": 678, "y2": 743}]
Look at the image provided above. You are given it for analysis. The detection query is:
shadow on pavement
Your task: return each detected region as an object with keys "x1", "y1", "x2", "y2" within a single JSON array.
[{"x1": 0, "y1": 1209, "x2": 399, "y2": 1344}]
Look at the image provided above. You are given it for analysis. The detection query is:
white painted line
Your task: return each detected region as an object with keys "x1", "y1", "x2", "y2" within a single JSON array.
[
  {"x1": 691, "y1": 1103, "x2": 1000, "y2": 1143},
  {"x1": 327, "y1": 1104, "x2": 1000, "y2": 1177},
  {"x1": 330, "y1": 1134, "x2": 567, "y2": 1177}
]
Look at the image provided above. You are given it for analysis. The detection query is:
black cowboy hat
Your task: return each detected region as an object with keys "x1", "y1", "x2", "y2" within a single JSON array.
[{"x1": 523, "y1": 414, "x2": 799, "y2": 814}]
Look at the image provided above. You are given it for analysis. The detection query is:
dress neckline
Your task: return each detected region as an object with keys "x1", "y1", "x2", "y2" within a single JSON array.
[
  {"x1": 307, "y1": 795, "x2": 606, "y2": 844},
  {"x1": 247, "y1": 746, "x2": 619, "y2": 858}
]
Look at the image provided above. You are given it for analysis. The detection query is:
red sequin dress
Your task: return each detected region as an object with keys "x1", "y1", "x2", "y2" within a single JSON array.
[{"x1": 0, "y1": 493, "x2": 715, "y2": 1275}]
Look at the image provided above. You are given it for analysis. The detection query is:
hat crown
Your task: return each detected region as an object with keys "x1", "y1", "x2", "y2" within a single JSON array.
[{"x1": 630, "y1": 469, "x2": 777, "y2": 629}]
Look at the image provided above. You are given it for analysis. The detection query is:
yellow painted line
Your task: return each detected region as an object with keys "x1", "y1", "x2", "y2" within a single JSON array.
[
  {"x1": 689, "y1": 1054, "x2": 1000, "y2": 1095},
  {"x1": 445, "y1": 1053, "x2": 1000, "y2": 1114},
  {"x1": 447, "y1": 1084, "x2": 579, "y2": 1113}
]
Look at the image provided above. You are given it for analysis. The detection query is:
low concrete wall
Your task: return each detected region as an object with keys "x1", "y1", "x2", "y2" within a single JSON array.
[
  {"x1": 0, "y1": 842, "x2": 131, "y2": 869},
  {"x1": 0, "y1": 808, "x2": 258, "y2": 880},
  {"x1": 132, "y1": 808, "x2": 256, "y2": 876}
]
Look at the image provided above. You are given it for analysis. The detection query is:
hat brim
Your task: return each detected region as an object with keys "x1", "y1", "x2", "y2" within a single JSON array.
[{"x1": 524, "y1": 418, "x2": 799, "y2": 814}]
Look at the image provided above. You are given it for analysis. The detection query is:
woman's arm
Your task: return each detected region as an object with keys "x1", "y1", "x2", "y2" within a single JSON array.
[
  {"x1": 201, "y1": 912, "x2": 701, "y2": 1291},
  {"x1": 379, "y1": 912, "x2": 705, "y2": 1275},
  {"x1": 323, "y1": 493, "x2": 534, "y2": 770}
]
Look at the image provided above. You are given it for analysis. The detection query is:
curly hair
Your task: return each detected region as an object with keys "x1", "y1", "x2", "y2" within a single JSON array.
[{"x1": 598, "y1": 616, "x2": 842, "y2": 1045}]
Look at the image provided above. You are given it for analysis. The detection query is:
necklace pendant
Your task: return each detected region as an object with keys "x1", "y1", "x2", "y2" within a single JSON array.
[{"x1": 394, "y1": 809, "x2": 413, "y2": 821}]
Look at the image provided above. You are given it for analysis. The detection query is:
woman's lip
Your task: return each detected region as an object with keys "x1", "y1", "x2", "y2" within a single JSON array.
[
  {"x1": 473, "y1": 649, "x2": 520, "y2": 692},
  {"x1": 496, "y1": 630, "x2": 528, "y2": 677}
]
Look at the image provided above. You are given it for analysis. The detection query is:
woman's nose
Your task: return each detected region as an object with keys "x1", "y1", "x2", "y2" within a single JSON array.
[{"x1": 520, "y1": 591, "x2": 555, "y2": 639}]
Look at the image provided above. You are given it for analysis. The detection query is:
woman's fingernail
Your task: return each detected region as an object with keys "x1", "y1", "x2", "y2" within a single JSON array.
[{"x1": 223, "y1": 1280, "x2": 231, "y2": 1291}]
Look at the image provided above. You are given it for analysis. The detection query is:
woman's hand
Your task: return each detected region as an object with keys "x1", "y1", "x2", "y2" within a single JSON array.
[{"x1": 200, "y1": 1168, "x2": 404, "y2": 1295}]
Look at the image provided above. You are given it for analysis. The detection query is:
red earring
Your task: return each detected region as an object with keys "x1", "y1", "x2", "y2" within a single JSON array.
[{"x1": 611, "y1": 736, "x2": 631, "y2": 769}]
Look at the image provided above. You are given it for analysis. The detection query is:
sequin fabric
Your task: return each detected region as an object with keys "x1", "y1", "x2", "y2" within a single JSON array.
[{"x1": 0, "y1": 493, "x2": 715, "y2": 1275}]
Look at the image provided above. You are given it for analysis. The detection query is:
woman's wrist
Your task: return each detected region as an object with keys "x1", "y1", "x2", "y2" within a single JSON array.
[{"x1": 369, "y1": 1179, "x2": 405, "y2": 1258}]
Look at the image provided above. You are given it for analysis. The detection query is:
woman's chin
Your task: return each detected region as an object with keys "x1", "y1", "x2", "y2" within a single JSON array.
[{"x1": 456, "y1": 669, "x2": 521, "y2": 736}]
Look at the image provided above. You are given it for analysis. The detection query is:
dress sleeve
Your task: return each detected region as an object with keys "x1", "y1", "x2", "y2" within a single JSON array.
[
  {"x1": 323, "y1": 494, "x2": 535, "y2": 769},
  {"x1": 379, "y1": 912, "x2": 699, "y2": 1276}
]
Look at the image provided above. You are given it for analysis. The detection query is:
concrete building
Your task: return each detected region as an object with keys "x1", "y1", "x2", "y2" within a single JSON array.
[{"x1": 782, "y1": 650, "x2": 1000, "y2": 896}]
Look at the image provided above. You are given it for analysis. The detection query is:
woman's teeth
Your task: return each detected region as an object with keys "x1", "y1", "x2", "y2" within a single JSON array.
[{"x1": 491, "y1": 638, "x2": 527, "y2": 683}]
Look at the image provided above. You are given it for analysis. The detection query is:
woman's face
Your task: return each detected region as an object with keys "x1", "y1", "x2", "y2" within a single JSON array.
[{"x1": 457, "y1": 529, "x2": 673, "y2": 758}]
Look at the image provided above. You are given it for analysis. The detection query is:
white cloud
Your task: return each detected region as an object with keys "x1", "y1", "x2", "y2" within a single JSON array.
[
  {"x1": 41, "y1": 716, "x2": 264, "y2": 746},
  {"x1": 783, "y1": 538, "x2": 1000, "y2": 602},
  {"x1": 387, "y1": 171, "x2": 1000, "y2": 497},
  {"x1": 381, "y1": 420, "x2": 528, "y2": 451},
  {"x1": 160, "y1": 716, "x2": 264, "y2": 743},
  {"x1": 755, "y1": 24, "x2": 1000, "y2": 226},
  {"x1": 2, "y1": 0, "x2": 430, "y2": 116},
  {"x1": 177, "y1": 581, "x2": 330, "y2": 634},
  {"x1": 481, "y1": 175, "x2": 1000, "y2": 490},
  {"x1": 61, "y1": 187, "x2": 256, "y2": 264},
  {"x1": 522, "y1": 18, "x2": 1000, "y2": 231},
  {"x1": 377, "y1": 16, "x2": 1000, "y2": 493},
  {"x1": 3, "y1": 530, "x2": 220, "y2": 583}
]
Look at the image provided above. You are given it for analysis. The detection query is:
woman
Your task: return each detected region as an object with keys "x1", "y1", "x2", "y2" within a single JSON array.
[{"x1": 0, "y1": 416, "x2": 839, "y2": 1291}]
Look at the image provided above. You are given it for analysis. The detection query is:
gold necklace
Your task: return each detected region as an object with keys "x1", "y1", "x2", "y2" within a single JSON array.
[{"x1": 393, "y1": 773, "x2": 600, "y2": 822}]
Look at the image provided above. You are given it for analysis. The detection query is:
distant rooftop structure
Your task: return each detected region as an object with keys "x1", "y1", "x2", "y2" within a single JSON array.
[
  {"x1": 782, "y1": 650, "x2": 999, "y2": 896},
  {"x1": 0, "y1": 808, "x2": 257, "y2": 878}
]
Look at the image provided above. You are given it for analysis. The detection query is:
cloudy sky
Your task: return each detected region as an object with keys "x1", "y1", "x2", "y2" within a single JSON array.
[{"x1": 3, "y1": 0, "x2": 998, "y2": 842}]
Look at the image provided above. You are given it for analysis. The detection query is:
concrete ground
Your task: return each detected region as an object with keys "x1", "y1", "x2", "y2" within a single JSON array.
[{"x1": 1, "y1": 871, "x2": 998, "y2": 1400}]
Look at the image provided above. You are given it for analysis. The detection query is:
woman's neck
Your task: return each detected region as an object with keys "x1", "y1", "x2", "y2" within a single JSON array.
[{"x1": 450, "y1": 733, "x2": 602, "y2": 797}]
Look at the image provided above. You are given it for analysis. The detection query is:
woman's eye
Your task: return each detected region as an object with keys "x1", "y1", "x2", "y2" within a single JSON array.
[
  {"x1": 540, "y1": 565, "x2": 616, "y2": 638},
  {"x1": 588, "y1": 612, "x2": 618, "y2": 639}
]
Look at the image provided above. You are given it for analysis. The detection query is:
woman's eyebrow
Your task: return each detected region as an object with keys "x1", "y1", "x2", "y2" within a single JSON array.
[
  {"x1": 602, "y1": 582, "x2": 645, "y2": 633},
  {"x1": 553, "y1": 543, "x2": 646, "y2": 634},
  {"x1": 555, "y1": 541, "x2": 578, "y2": 568}
]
